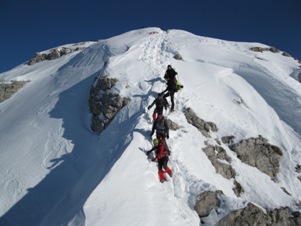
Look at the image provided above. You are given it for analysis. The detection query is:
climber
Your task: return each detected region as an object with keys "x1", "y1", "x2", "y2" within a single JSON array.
[
  {"x1": 146, "y1": 138, "x2": 172, "y2": 182},
  {"x1": 162, "y1": 65, "x2": 178, "y2": 112},
  {"x1": 150, "y1": 114, "x2": 169, "y2": 140},
  {"x1": 164, "y1": 65, "x2": 177, "y2": 82},
  {"x1": 147, "y1": 93, "x2": 169, "y2": 120}
]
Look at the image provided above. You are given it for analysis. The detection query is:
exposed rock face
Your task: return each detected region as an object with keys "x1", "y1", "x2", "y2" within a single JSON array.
[
  {"x1": 173, "y1": 52, "x2": 183, "y2": 60},
  {"x1": 202, "y1": 144, "x2": 243, "y2": 196},
  {"x1": 195, "y1": 193, "x2": 301, "y2": 225},
  {"x1": 202, "y1": 145, "x2": 235, "y2": 179},
  {"x1": 249, "y1": 46, "x2": 295, "y2": 59},
  {"x1": 27, "y1": 44, "x2": 87, "y2": 65},
  {"x1": 229, "y1": 136, "x2": 283, "y2": 180},
  {"x1": 89, "y1": 76, "x2": 128, "y2": 134},
  {"x1": 167, "y1": 118, "x2": 180, "y2": 131},
  {"x1": 298, "y1": 72, "x2": 301, "y2": 83},
  {"x1": 295, "y1": 165, "x2": 301, "y2": 173},
  {"x1": 216, "y1": 203, "x2": 269, "y2": 226},
  {"x1": 250, "y1": 46, "x2": 280, "y2": 53},
  {"x1": 181, "y1": 103, "x2": 295, "y2": 225},
  {"x1": 184, "y1": 108, "x2": 243, "y2": 195},
  {"x1": 195, "y1": 190, "x2": 223, "y2": 218},
  {"x1": 221, "y1": 135, "x2": 235, "y2": 145},
  {"x1": 216, "y1": 203, "x2": 301, "y2": 226},
  {"x1": 282, "y1": 52, "x2": 292, "y2": 57},
  {"x1": 184, "y1": 107, "x2": 217, "y2": 137},
  {"x1": 0, "y1": 81, "x2": 27, "y2": 102}
]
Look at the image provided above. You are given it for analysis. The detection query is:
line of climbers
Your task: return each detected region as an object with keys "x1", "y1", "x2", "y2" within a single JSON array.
[{"x1": 146, "y1": 65, "x2": 183, "y2": 183}]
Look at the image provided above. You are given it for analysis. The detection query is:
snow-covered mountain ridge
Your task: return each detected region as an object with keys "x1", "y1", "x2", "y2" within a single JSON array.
[{"x1": 1, "y1": 27, "x2": 301, "y2": 225}]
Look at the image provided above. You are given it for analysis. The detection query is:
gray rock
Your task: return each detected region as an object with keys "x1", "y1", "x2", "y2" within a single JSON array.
[
  {"x1": 45, "y1": 49, "x2": 61, "y2": 60},
  {"x1": 221, "y1": 135, "x2": 235, "y2": 144},
  {"x1": 295, "y1": 165, "x2": 301, "y2": 173},
  {"x1": 282, "y1": 52, "x2": 292, "y2": 57},
  {"x1": 27, "y1": 44, "x2": 87, "y2": 66},
  {"x1": 216, "y1": 203, "x2": 269, "y2": 226},
  {"x1": 0, "y1": 81, "x2": 27, "y2": 102},
  {"x1": 89, "y1": 76, "x2": 128, "y2": 134},
  {"x1": 202, "y1": 145, "x2": 236, "y2": 182},
  {"x1": 173, "y1": 52, "x2": 183, "y2": 60},
  {"x1": 184, "y1": 107, "x2": 218, "y2": 137},
  {"x1": 195, "y1": 190, "x2": 223, "y2": 218},
  {"x1": 167, "y1": 119, "x2": 180, "y2": 131},
  {"x1": 229, "y1": 136, "x2": 283, "y2": 180},
  {"x1": 250, "y1": 46, "x2": 280, "y2": 53},
  {"x1": 216, "y1": 204, "x2": 301, "y2": 226},
  {"x1": 233, "y1": 180, "x2": 244, "y2": 197}
]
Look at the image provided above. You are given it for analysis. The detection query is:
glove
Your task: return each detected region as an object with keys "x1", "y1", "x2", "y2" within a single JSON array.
[
  {"x1": 166, "y1": 134, "x2": 169, "y2": 139},
  {"x1": 147, "y1": 106, "x2": 150, "y2": 110}
]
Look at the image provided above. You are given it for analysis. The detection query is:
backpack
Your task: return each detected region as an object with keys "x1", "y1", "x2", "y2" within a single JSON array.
[{"x1": 175, "y1": 81, "x2": 184, "y2": 92}]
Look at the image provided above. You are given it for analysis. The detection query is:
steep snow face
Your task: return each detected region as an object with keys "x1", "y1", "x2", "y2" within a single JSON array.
[{"x1": 0, "y1": 27, "x2": 301, "y2": 226}]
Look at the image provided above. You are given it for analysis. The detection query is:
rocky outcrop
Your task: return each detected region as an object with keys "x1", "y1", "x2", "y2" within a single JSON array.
[
  {"x1": 202, "y1": 144, "x2": 243, "y2": 196},
  {"x1": 173, "y1": 52, "x2": 183, "y2": 60},
  {"x1": 183, "y1": 108, "x2": 244, "y2": 195},
  {"x1": 249, "y1": 46, "x2": 294, "y2": 59},
  {"x1": 0, "y1": 81, "x2": 27, "y2": 102},
  {"x1": 89, "y1": 76, "x2": 128, "y2": 134},
  {"x1": 221, "y1": 135, "x2": 235, "y2": 145},
  {"x1": 229, "y1": 136, "x2": 283, "y2": 180},
  {"x1": 282, "y1": 52, "x2": 292, "y2": 57},
  {"x1": 250, "y1": 46, "x2": 280, "y2": 53},
  {"x1": 202, "y1": 145, "x2": 235, "y2": 179},
  {"x1": 195, "y1": 193, "x2": 301, "y2": 225},
  {"x1": 27, "y1": 43, "x2": 87, "y2": 65},
  {"x1": 216, "y1": 203, "x2": 301, "y2": 226},
  {"x1": 184, "y1": 107, "x2": 217, "y2": 137},
  {"x1": 195, "y1": 190, "x2": 223, "y2": 218},
  {"x1": 298, "y1": 72, "x2": 301, "y2": 83},
  {"x1": 167, "y1": 119, "x2": 180, "y2": 131}
]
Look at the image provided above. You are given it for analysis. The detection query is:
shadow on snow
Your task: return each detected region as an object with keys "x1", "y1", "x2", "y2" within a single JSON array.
[{"x1": 0, "y1": 73, "x2": 143, "y2": 226}]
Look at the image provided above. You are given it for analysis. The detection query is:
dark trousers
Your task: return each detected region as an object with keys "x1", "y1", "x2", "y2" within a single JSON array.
[
  {"x1": 153, "y1": 107, "x2": 163, "y2": 116},
  {"x1": 163, "y1": 91, "x2": 174, "y2": 110},
  {"x1": 158, "y1": 156, "x2": 169, "y2": 171}
]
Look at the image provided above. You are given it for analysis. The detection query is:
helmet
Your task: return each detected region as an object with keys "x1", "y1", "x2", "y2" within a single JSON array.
[
  {"x1": 167, "y1": 65, "x2": 171, "y2": 68},
  {"x1": 153, "y1": 138, "x2": 159, "y2": 145}
]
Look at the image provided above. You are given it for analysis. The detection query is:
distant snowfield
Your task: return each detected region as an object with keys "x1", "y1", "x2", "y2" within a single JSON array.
[{"x1": 1, "y1": 27, "x2": 301, "y2": 226}]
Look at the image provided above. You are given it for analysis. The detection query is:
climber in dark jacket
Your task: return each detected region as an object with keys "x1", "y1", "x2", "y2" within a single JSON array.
[
  {"x1": 146, "y1": 138, "x2": 172, "y2": 182},
  {"x1": 147, "y1": 93, "x2": 169, "y2": 120},
  {"x1": 164, "y1": 65, "x2": 177, "y2": 82},
  {"x1": 162, "y1": 65, "x2": 178, "y2": 111}
]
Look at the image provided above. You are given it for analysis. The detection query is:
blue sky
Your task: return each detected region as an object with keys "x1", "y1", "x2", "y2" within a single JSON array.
[{"x1": 1, "y1": 0, "x2": 300, "y2": 73}]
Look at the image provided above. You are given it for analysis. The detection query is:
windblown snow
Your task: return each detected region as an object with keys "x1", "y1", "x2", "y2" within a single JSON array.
[{"x1": 1, "y1": 27, "x2": 301, "y2": 226}]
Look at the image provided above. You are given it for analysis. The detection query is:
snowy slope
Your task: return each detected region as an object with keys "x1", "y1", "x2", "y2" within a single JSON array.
[{"x1": 1, "y1": 27, "x2": 301, "y2": 226}]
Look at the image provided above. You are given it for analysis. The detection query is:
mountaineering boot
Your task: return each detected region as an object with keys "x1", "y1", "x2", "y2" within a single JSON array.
[
  {"x1": 158, "y1": 170, "x2": 165, "y2": 182},
  {"x1": 165, "y1": 167, "x2": 172, "y2": 177}
]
